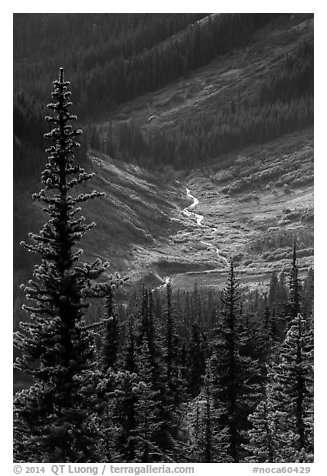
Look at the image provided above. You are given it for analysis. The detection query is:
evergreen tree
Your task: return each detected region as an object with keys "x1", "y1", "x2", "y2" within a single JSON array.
[
  {"x1": 187, "y1": 371, "x2": 230, "y2": 463},
  {"x1": 14, "y1": 68, "x2": 113, "y2": 462},
  {"x1": 202, "y1": 377, "x2": 217, "y2": 462},
  {"x1": 288, "y1": 242, "x2": 302, "y2": 320},
  {"x1": 268, "y1": 270, "x2": 288, "y2": 339},
  {"x1": 123, "y1": 315, "x2": 136, "y2": 373},
  {"x1": 101, "y1": 287, "x2": 120, "y2": 371},
  {"x1": 238, "y1": 311, "x2": 271, "y2": 389},
  {"x1": 278, "y1": 270, "x2": 289, "y2": 313},
  {"x1": 180, "y1": 341, "x2": 188, "y2": 382},
  {"x1": 165, "y1": 281, "x2": 174, "y2": 386},
  {"x1": 133, "y1": 337, "x2": 163, "y2": 462},
  {"x1": 162, "y1": 282, "x2": 185, "y2": 407},
  {"x1": 93, "y1": 366, "x2": 122, "y2": 462},
  {"x1": 207, "y1": 261, "x2": 261, "y2": 462},
  {"x1": 148, "y1": 283, "x2": 185, "y2": 459},
  {"x1": 263, "y1": 306, "x2": 274, "y2": 346},
  {"x1": 244, "y1": 390, "x2": 279, "y2": 462},
  {"x1": 109, "y1": 314, "x2": 140, "y2": 462},
  {"x1": 268, "y1": 313, "x2": 314, "y2": 461},
  {"x1": 110, "y1": 369, "x2": 139, "y2": 462},
  {"x1": 247, "y1": 313, "x2": 314, "y2": 463},
  {"x1": 302, "y1": 268, "x2": 314, "y2": 321},
  {"x1": 187, "y1": 322, "x2": 206, "y2": 397},
  {"x1": 137, "y1": 288, "x2": 160, "y2": 387}
]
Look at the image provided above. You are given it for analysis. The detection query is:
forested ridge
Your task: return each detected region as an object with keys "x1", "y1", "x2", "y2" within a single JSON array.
[
  {"x1": 14, "y1": 13, "x2": 277, "y2": 115},
  {"x1": 13, "y1": 13, "x2": 314, "y2": 288},
  {"x1": 14, "y1": 13, "x2": 311, "y2": 179},
  {"x1": 14, "y1": 242, "x2": 315, "y2": 463},
  {"x1": 13, "y1": 65, "x2": 314, "y2": 463},
  {"x1": 13, "y1": 14, "x2": 314, "y2": 462},
  {"x1": 14, "y1": 13, "x2": 315, "y2": 286},
  {"x1": 14, "y1": 13, "x2": 203, "y2": 178},
  {"x1": 99, "y1": 34, "x2": 313, "y2": 169}
]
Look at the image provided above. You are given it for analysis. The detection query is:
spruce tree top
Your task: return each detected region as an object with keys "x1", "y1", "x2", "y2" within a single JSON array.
[
  {"x1": 20, "y1": 67, "x2": 118, "y2": 297},
  {"x1": 14, "y1": 68, "x2": 124, "y2": 463}
]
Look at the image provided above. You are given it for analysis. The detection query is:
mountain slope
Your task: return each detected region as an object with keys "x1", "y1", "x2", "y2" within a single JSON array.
[
  {"x1": 162, "y1": 128, "x2": 313, "y2": 290},
  {"x1": 14, "y1": 13, "x2": 314, "y2": 296},
  {"x1": 106, "y1": 15, "x2": 313, "y2": 128},
  {"x1": 14, "y1": 154, "x2": 182, "y2": 276}
]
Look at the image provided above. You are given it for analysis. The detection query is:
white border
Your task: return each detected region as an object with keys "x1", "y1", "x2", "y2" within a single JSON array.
[{"x1": 3, "y1": 3, "x2": 325, "y2": 474}]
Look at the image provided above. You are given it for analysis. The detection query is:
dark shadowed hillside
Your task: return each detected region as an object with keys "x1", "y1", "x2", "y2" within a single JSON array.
[{"x1": 14, "y1": 13, "x2": 313, "y2": 291}]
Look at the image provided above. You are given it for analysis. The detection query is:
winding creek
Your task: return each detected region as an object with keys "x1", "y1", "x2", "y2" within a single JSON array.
[
  {"x1": 183, "y1": 187, "x2": 229, "y2": 267},
  {"x1": 153, "y1": 186, "x2": 228, "y2": 291}
]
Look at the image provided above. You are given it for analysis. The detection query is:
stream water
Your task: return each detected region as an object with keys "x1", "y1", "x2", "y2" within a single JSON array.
[
  {"x1": 152, "y1": 186, "x2": 228, "y2": 291},
  {"x1": 182, "y1": 187, "x2": 229, "y2": 267}
]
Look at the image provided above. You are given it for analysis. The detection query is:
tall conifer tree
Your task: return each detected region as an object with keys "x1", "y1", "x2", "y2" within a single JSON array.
[
  {"x1": 133, "y1": 337, "x2": 163, "y2": 462},
  {"x1": 246, "y1": 313, "x2": 313, "y2": 463},
  {"x1": 14, "y1": 69, "x2": 112, "y2": 462},
  {"x1": 288, "y1": 241, "x2": 302, "y2": 320},
  {"x1": 187, "y1": 322, "x2": 206, "y2": 397},
  {"x1": 207, "y1": 261, "x2": 261, "y2": 462},
  {"x1": 268, "y1": 313, "x2": 313, "y2": 461},
  {"x1": 302, "y1": 268, "x2": 314, "y2": 321},
  {"x1": 244, "y1": 390, "x2": 279, "y2": 462},
  {"x1": 101, "y1": 287, "x2": 120, "y2": 371}
]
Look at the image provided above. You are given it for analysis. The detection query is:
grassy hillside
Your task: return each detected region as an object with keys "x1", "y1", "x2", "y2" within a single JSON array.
[
  {"x1": 14, "y1": 13, "x2": 314, "y2": 297},
  {"x1": 14, "y1": 154, "x2": 182, "y2": 295},
  {"x1": 15, "y1": 127, "x2": 313, "y2": 300},
  {"x1": 15, "y1": 14, "x2": 299, "y2": 179},
  {"x1": 152, "y1": 128, "x2": 313, "y2": 291},
  {"x1": 104, "y1": 16, "x2": 312, "y2": 128},
  {"x1": 97, "y1": 14, "x2": 313, "y2": 168}
]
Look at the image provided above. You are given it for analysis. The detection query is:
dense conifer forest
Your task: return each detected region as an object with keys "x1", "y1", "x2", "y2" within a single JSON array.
[
  {"x1": 13, "y1": 65, "x2": 314, "y2": 463},
  {"x1": 14, "y1": 13, "x2": 313, "y2": 178},
  {"x1": 98, "y1": 36, "x2": 313, "y2": 169}
]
